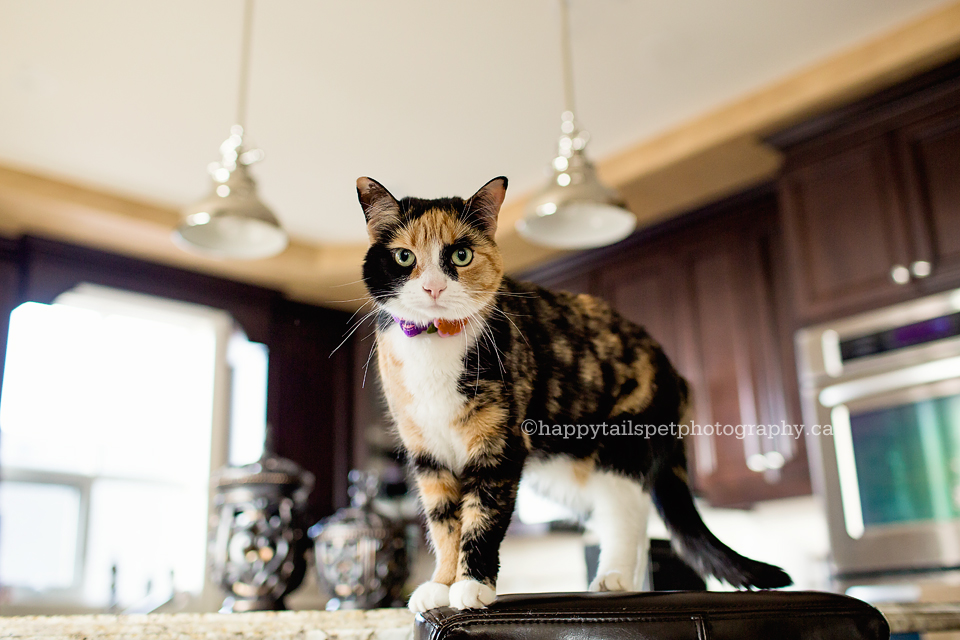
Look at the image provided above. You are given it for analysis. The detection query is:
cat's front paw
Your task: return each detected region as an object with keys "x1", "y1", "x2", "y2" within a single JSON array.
[
  {"x1": 408, "y1": 581, "x2": 451, "y2": 613},
  {"x1": 589, "y1": 570, "x2": 633, "y2": 592},
  {"x1": 449, "y1": 579, "x2": 497, "y2": 610}
]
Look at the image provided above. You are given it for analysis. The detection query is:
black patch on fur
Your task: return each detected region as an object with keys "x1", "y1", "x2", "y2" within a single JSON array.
[
  {"x1": 440, "y1": 241, "x2": 474, "y2": 281},
  {"x1": 652, "y1": 468, "x2": 792, "y2": 589},
  {"x1": 362, "y1": 243, "x2": 413, "y2": 302},
  {"x1": 428, "y1": 501, "x2": 459, "y2": 524}
]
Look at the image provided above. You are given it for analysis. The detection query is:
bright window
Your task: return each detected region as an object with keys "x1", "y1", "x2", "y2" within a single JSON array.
[{"x1": 0, "y1": 285, "x2": 267, "y2": 611}]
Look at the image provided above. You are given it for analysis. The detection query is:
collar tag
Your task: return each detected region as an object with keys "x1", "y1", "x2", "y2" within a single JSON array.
[{"x1": 393, "y1": 316, "x2": 464, "y2": 337}]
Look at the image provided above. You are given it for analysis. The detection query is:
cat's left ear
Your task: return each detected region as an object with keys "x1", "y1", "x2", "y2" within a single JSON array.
[{"x1": 464, "y1": 176, "x2": 508, "y2": 239}]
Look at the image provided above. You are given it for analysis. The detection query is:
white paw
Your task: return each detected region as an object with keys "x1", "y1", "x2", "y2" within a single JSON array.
[
  {"x1": 448, "y1": 579, "x2": 497, "y2": 610},
  {"x1": 589, "y1": 570, "x2": 633, "y2": 592},
  {"x1": 408, "y1": 581, "x2": 450, "y2": 613}
]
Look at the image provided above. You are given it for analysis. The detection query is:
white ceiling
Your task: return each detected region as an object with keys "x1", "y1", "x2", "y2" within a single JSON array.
[{"x1": 0, "y1": 0, "x2": 952, "y2": 246}]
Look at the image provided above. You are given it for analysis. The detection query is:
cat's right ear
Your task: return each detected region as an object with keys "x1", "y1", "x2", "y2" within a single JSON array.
[
  {"x1": 465, "y1": 176, "x2": 508, "y2": 239},
  {"x1": 357, "y1": 177, "x2": 401, "y2": 243}
]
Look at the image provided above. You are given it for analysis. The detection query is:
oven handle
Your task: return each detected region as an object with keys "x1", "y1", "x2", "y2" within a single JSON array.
[{"x1": 818, "y1": 355, "x2": 960, "y2": 408}]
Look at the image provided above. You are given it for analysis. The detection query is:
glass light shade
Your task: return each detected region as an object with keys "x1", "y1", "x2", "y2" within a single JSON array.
[
  {"x1": 518, "y1": 147, "x2": 636, "y2": 249},
  {"x1": 175, "y1": 128, "x2": 288, "y2": 260}
]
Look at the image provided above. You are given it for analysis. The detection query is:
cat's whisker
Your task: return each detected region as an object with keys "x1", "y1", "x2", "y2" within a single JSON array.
[
  {"x1": 461, "y1": 286, "x2": 538, "y2": 298},
  {"x1": 463, "y1": 315, "x2": 484, "y2": 393},
  {"x1": 331, "y1": 307, "x2": 381, "y2": 356},
  {"x1": 327, "y1": 296, "x2": 377, "y2": 304},
  {"x1": 344, "y1": 297, "x2": 376, "y2": 326},
  {"x1": 330, "y1": 278, "x2": 370, "y2": 288},
  {"x1": 342, "y1": 305, "x2": 380, "y2": 338},
  {"x1": 361, "y1": 330, "x2": 379, "y2": 389},
  {"x1": 462, "y1": 318, "x2": 482, "y2": 398},
  {"x1": 328, "y1": 292, "x2": 391, "y2": 308},
  {"x1": 470, "y1": 306, "x2": 505, "y2": 381},
  {"x1": 489, "y1": 306, "x2": 531, "y2": 349}
]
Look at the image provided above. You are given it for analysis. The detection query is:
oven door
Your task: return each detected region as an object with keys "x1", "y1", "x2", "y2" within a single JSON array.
[{"x1": 810, "y1": 359, "x2": 960, "y2": 580}]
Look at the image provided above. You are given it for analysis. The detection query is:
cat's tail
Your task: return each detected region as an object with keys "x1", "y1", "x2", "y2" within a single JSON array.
[{"x1": 650, "y1": 465, "x2": 792, "y2": 589}]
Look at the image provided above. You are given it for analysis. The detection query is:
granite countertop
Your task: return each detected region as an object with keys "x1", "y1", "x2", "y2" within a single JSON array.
[
  {"x1": 0, "y1": 601, "x2": 958, "y2": 639},
  {"x1": 0, "y1": 608, "x2": 417, "y2": 640},
  {"x1": 877, "y1": 601, "x2": 960, "y2": 635}
]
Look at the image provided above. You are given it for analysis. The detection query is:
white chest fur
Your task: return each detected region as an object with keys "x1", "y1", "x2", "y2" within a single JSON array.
[{"x1": 381, "y1": 324, "x2": 477, "y2": 472}]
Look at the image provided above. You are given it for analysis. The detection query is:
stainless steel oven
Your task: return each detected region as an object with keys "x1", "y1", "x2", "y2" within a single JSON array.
[{"x1": 796, "y1": 288, "x2": 960, "y2": 587}]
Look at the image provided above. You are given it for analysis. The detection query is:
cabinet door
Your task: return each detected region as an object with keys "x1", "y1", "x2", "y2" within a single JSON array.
[
  {"x1": 898, "y1": 106, "x2": 960, "y2": 288},
  {"x1": 599, "y1": 227, "x2": 810, "y2": 507},
  {"x1": 779, "y1": 138, "x2": 916, "y2": 321},
  {"x1": 598, "y1": 252, "x2": 683, "y2": 363},
  {"x1": 684, "y1": 230, "x2": 810, "y2": 506}
]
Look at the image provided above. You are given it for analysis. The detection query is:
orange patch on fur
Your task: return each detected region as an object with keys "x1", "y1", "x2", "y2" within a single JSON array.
[
  {"x1": 391, "y1": 209, "x2": 464, "y2": 260},
  {"x1": 428, "y1": 518, "x2": 461, "y2": 585},
  {"x1": 388, "y1": 207, "x2": 504, "y2": 310},
  {"x1": 461, "y1": 242, "x2": 504, "y2": 303},
  {"x1": 611, "y1": 351, "x2": 656, "y2": 415},
  {"x1": 571, "y1": 456, "x2": 596, "y2": 486},
  {"x1": 460, "y1": 493, "x2": 491, "y2": 536},
  {"x1": 416, "y1": 471, "x2": 460, "y2": 508},
  {"x1": 416, "y1": 471, "x2": 462, "y2": 585},
  {"x1": 457, "y1": 397, "x2": 507, "y2": 463},
  {"x1": 376, "y1": 341, "x2": 427, "y2": 454}
]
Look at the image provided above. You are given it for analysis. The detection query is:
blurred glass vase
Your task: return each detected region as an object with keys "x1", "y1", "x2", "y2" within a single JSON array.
[
  {"x1": 209, "y1": 452, "x2": 314, "y2": 612},
  {"x1": 309, "y1": 470, "x2": 409, "y2": 610}
]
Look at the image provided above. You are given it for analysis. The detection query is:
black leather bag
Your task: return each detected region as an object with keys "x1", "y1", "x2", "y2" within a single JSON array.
[{"x1": 416, "y1": 591, "x2": 890, "y2": 640}]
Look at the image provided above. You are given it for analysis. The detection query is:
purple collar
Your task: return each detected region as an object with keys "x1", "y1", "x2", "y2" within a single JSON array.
[{"x1": 393, "y1": 316, "x2": 465, "y2": 337}]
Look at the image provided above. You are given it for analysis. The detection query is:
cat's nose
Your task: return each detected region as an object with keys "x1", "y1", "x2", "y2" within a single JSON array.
[{"x1": 423, "y1": 282, "x2": 446, "y2": 300}]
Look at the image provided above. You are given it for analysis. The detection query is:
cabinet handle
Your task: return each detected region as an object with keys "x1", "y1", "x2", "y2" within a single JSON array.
[
  {"x1": 911, "y1": 261, "x2": 932, "y2": 278},
  {"x1": 890, "y1": 265, "x2": 911, "y2": 285},
  {"x1": 746, "y1": 451, "x2": 786, "y2": 473}
]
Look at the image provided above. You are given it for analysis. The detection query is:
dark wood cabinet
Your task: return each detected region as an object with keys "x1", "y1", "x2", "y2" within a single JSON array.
[
  {"x1": 773, "y1": 62, "x2": 960, "y2": 323},
  {"x1": 520, "y1": 60, "x2": 960, "y2": 507},
  {"x1": 779, "y1": 137, "x2": 916, "y2": 320},
  {"x1": 524, "y1": 191, "x2": 811, "y2": 508},
  {"x1": 599, "y1": 251, "x2": 684, "y2": 362},
  {"x1": 897, "y1": 104, "x2": 960, "y2": 290},
  {"x1": 602, "y1": 209, "x2": 808, "y2": 507},
  {"x1": 680, "y1": 221, "x2": 809, "y2": 506}
]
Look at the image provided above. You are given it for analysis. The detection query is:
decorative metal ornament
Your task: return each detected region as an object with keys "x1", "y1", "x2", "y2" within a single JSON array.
[
  {"x1": 309, "y1": 471, "x2": 409, "y2": 610},
  {"x1": 517, "y1": 0, "x2": 636, "y2": 249},
  {"x1": 209, "y1": 452, "x2": 314, "y2": 613}
]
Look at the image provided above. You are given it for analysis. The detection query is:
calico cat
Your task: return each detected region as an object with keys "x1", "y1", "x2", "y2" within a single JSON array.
[{"x1": 356, "y1": 176, "x2": 791, "y2": 613}]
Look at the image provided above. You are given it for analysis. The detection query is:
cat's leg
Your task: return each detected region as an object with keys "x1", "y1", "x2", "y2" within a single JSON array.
[
  {"x1": 634, "y1": 492, "x2": 652, "y2": 589},
  {"x1": 449, "y1": 464, "x2": 522, "y2": 610},
  {"x1": 586, "y1": 472, "x2": 651, "y2": 592},
  {"x1": 409, "y1": 462, "x2": 462, "y2": 613}
]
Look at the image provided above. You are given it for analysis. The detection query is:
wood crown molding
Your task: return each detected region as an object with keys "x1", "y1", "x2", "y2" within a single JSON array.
[{"x1": 1, "y1": 1, "x2": 959, "y2": 309}]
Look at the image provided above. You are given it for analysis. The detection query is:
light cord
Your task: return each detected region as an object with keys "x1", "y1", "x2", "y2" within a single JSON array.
[
  {"x1": 236, "y1": 0, "x2": 254, "y2": 130},
  {"x1": 559, "y1": 0, "x2": 577, "y2": 118}
]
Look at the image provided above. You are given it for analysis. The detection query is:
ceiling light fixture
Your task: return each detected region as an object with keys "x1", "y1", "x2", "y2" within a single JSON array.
[
  {"x1": 174, "y1": 0, "x2": 287, "y2": 260},
  {"x1": 517, "y1": 0, "x2": 636, "y2": 249}
]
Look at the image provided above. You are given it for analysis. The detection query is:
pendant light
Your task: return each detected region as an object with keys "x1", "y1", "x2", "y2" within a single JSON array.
[
  {"x1": 174, "y1": 0, "x2": 288, "y2": 260},
  {"x1": 516, "y1": 0, "x2": 636, "y2": 249}
]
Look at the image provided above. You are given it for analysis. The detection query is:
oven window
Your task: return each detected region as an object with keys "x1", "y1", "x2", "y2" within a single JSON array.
[{"x1": 850, "y1": 394, "x2": 960, "y2": 528}]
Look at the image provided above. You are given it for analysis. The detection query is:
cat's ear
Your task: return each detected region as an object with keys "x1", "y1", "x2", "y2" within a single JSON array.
[
  {"x1": 464, "y1": 176, "x2": 508, "y2": 239},
  {"x1": 357, "y1": 177, "x2": 401, "y2": 242}
]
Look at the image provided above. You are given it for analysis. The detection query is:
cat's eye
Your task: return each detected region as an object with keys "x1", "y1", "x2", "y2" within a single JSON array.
[
  {"x1": 451, "y1": 247, "x2": 473, "y2": 267},
  {"x1": 393, "y1": 248, "x2": 416, "y2": 267}
]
